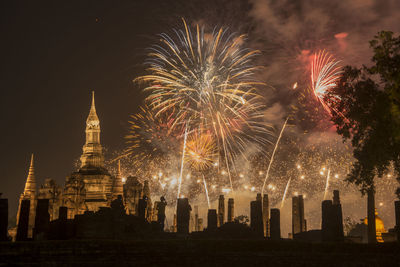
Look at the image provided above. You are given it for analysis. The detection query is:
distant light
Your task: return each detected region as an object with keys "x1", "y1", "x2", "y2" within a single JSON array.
[
  {"x1": 221, "y1": 170, "x2": 226, "y2": 175},
  {"x1": 300, "y1": 175, "x2": 305, "y2": 180},
  {"x1": 294, "y1": 191, "x2": 298, "y2": 196},
  {"x1": 239, "y1": 173, "x2": 244, "y2": 178},
  {"x1": 293, "y1": 82, "x2": 298, "y2": 89},
  {"x1": 244, "y1": 185, "x2": 249, "y2": 190},
  {"x1": 196, "y1": 179, "x2": 201, "y2": 183},
  {"x1": 212, "y1": 185, "x2": 217, "y2": 189},
  {"x1": 297, "y1": 164, "x2": 301, "y2": 169},
  {"x1": 213, "y1": 162, "x2": 218, "y2": 167},
  {"x1": 222, "y1": 188, "x2": 231, "y2": 193},
  {"x1": 387, "y1": 174, "x2": 392, "y2": 178},
  {"x1": 251, "y1": 186, "x2": 255, "y2": 192},
  {"x1": 186, "y1": 174, "x2": 191, "y2": 180},
  {"x1": 320, "y1": 171, "x2": 324, "y2": 175},
  {"x1": 122, "y1": 177, "x2": 127, "y2": 183},
  {"x1": 379, "y1": 202, "x2": 383, "y2": 207},
  {"x1": 334, "y1": 174, "x2": 339, "y2": 179},
  {"x1": 152, "y1": 175, "x2": 157, "y2": 180},
  {"x1": 322, "y1": 167, "x2": 326, "y2": 171},
  {"x1": 158, "y1": 172, "x2": 163, "y2": 177},
  {"x1": 259, "y1": 171, "x2": 264, "y2": 176}
]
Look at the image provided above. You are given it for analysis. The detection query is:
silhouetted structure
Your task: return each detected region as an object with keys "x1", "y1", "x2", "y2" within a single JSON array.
[
  {"x1": 177, "y1": 198, "x2": 191, "y2": 234},
  {"x1": 321, "y1": 191, "x2": 344, "y2": 242},
  {"x1": 250, "y1": 198, "x2": 263, "y2": 236},
  {"x1": 156, "y1": 196, "x2": 167, "y2": 231},
  {"x1": 262, "y1": 194, "x2": 269, "y2": 237},
  {"x1": 322, "y1": 200, "x2": 334, "y2": 242},
  {"x1": 138, "y1": 196, "x2": 148, "y2": 219},
  {"x1": 34, "y1": 199, "x2": 50, "y2": 240},
  {"x1": 292, "y1": 195, "x2": 306, "y2": 237},
  {"x1": 218, "y1": 195, "x2": 225, "y2": 226},
  {"x1": 198, "y1": 218, "x2": 204, "y2": 231},
  {"x1": 0, "y1": 197, "x2": 8, "y2": 241},
  {"x1": 395, "y1": 201, "x2": 400, "y2": 242},
  {"x1": 270, "y1": 208, "x2": 280, "y2": 240},
  {"x1": 194, "y1": 205, "x2": 199, "y2": 231},
  {"x1": 16, "y1": 200, "x2": 30, "y2": 241},
  {"x1": 207, "y1": 209, "x2": 217, "y2": 231},
  {"x1": 227, "y1": 198, "x2": 234, "y2": 223}
]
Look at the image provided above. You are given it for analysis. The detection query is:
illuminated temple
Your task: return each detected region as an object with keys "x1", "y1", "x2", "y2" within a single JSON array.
[{"x1": 16, "y1": 92, "x2": 152, "y2": 238}]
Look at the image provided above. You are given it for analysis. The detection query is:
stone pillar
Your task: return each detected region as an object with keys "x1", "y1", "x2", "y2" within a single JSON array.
[
  {"x1": 194, "y1": 205, "x2": 199, "y2": 231},
  {"x1": 332, "y1": 190, "x2": 344, "y2": 242},
  {"x1": 270, "y1": 208, "x2": 280, "y2": 240},
  {"x1": 218, "y1": 195, "x2": 225, "y2": 227},
  {"x1": 16, "y1": 200, "x2": 30, "y2": 241},
  {"x1": 367, "y1": 189, "x2": 376, "y2": 244},
  {"x1": 321, "y1": 200, "x2": 334, "y2": 242},
  {"x1": 173, "y1": 214, "x2": 177, "y2": 232},
  {"x1": 198, "y1": 218, "x2": 204, "y2": 231},
  {"x1": 227, "y1": 198, "x2": 234, "y2": 223},
  {"x1": 138, "y1": 197, "x2": 148, "y2": 219},
  {"x1": 250, "y1": 200, "x2": 263, "y2": 236},
  {"x1": 207, "y1": 209, "x2": 217, "y2": 231},
  {"x1": 177, "y1": 198, "x2": 191, "y2": 234},
  {"x1": 34, "y1": 199, "x2": 50, "y2": 240},
  {"x1": 0, "y1": 198, "x2": 8, "y2": 241},
  {"x1": 292, "y1": 195, "x2": 305, "y2": 236},
  {"x1": 395, "y1": 201, "x2": 400, "y2": 242},
  {"x1": 262, "y1": 194, "x2": 269, "y2": 237}
]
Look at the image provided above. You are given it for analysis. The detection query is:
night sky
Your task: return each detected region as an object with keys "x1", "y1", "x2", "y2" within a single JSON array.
[
  {"x1": 1, "y1": 0, "x2": 399, "y2": 219},
  {"x1": 0, "y1": 0, "x2": 253, "y2": 216}
]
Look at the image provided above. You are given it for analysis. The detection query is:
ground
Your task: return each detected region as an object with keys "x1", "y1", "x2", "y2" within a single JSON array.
[{"x1": 1, "y1": 239, "x2": 400, "y2": 266}]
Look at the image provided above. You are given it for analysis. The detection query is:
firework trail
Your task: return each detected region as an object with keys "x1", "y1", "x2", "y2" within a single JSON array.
[
  {"x1": 323, "y1": 168, "x2": 331, "y2": 200},
  {"x1": 202, "y1": 174, "x2": 211, "y2": 208},
  {"x1": 177, "y1": 125, "x2": 188, "y2": 199},
  {"x1": 136, "y1": 18, "x2": 273, "y2": 189},
  {"x1": 262, "y1": 117, "x2": 289, "y2": 195},
  {"x1": 280, "y1": 177, "x2": 292, "y2": 209},
  {"x1": 311, "y1": 50, "x2": 343, "y2": 115}
]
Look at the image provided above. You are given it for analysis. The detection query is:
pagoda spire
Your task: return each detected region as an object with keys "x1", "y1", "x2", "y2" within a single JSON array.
[
  {"x1": 80, "y1": 91, "x2": 104, "y2": 169},
  {"x1": 23, "y1": 153, "x2": 36, "y2": 195}
]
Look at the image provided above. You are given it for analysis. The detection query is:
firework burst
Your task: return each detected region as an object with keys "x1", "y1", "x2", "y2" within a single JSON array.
[
  {"x1": 136, "y1": 19, "x2": 273, "y2": 186},
  {"x1": 311, "y1": 50, "x2": 343, "y2": 115}
]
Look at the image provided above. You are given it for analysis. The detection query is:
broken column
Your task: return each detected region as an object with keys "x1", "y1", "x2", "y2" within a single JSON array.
[
  {"x1": 16, "y1": 199, "x2": 30, "y2": 241},
  {"x1": 270, "y1": 208, "x2": 281, "y2": 240},
  {"x1": 194, "y1": 205, "x2": 199, "y2": 231},
  {"x1": 0, "y1": 197, "x2": 8, "y2": 241},
  {"x1": 250, "y1": 197, "x2": 263, "y2": 236},
  {"x1": 176, "y1": 198, "x2": 191, "y2": 234},
  {"x1": 332, "y1": 190, "x2": 344, "y2": 241},
  {"x1": 138, "y1": 196, "x2": 148, "y2": 219},
  {"x1": 321, "y1": 200, "x2": 334, "y2": 242},
  {"x1": 218, "y1": 195, "x2": 225, "y2": 227},
  {"x1": 262, "y1": 194, "x2": 269, "y2": 237},
  {"x1": 227, "y1": 198, "x2": 234, "y2": 223},
  {"x1": 34, "y1": 199, "x2": 50, "y2": 240},
  {"x1": 292, "y1": 195, "x2": 306, "y2": 236},
  {"x1": 207, "y1": 209, "x2": 217, "y2": 231}
]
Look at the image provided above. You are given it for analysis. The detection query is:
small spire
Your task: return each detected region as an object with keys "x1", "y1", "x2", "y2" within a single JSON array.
[
  {"x1": 86, "y1": 91, "x2": 99, "y2": 124},
  {"x1": 91, "y1": 91, "x2": 96, "y2": 112},
  {"x1": 24, "y1": 153, "x2": 36, "y2": 195},
  {"x1": 117, "y1": 160, "x2": 121, "y2": 178}
]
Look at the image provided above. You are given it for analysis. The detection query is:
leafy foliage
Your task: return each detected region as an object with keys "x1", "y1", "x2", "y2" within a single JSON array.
[{"x1": 325, "y1": 31, "x2": 400, "y2": 196}]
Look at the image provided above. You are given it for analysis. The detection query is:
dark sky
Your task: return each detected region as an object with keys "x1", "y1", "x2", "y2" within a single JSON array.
[
  {"x1": 0, "y1": 0, "x2": 196, "y2": 215},
  {"x1": 2, "y1": 0, "x2": 399, "y2": 218}
]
